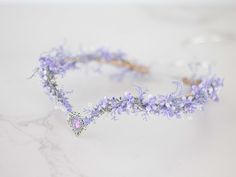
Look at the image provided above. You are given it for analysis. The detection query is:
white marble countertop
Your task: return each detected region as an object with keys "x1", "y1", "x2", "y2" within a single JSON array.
[{"x1": 0, "y1": 4, "x2": 235, "y2": 177}]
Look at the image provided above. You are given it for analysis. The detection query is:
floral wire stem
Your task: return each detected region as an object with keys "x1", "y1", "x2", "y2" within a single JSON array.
[{"x1": 36, "y1": 47, "x2": 224, "y2": 136}]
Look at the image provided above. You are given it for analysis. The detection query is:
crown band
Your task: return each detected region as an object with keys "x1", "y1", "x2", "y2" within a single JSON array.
[{"x1": 36, "y1": 47, "x2": 223, "y2": 136}]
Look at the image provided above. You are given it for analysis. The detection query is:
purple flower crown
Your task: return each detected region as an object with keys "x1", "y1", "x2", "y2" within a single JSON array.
[{"x1": 37, "y1": 47, "x2": 224, "y2": 136}]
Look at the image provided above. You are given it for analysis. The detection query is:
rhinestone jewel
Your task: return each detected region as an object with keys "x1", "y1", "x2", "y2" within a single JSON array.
[
  {"x1": 74, "y1": 119, "x2": 81, "y2": 129},
  {"x1": 68, "y1": 113, "x2": 85, "y2": 136}
]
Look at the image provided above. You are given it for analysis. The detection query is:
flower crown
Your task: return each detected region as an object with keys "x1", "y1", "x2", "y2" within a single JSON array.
[{"x1": 36, "y1": 46, "x2": 223, "y2": 136}]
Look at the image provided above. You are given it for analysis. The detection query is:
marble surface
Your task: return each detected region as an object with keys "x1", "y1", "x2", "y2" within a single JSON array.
[{"x1": 0, "y1": 5, "x2": 236, "y2": 177}]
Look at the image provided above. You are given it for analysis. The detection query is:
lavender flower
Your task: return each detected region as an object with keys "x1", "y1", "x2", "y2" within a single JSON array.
[{"x1": 36, "y1": 46, "x2": 224, "y2": 136}]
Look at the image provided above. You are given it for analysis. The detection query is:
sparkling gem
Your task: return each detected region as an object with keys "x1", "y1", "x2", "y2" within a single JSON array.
[{"x1": 75, "y1": 119, "x2": 81, "y2": 129}]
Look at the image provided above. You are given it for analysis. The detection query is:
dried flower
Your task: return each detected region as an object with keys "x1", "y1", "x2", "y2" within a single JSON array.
[{"x1": 37, "y1": 46, "x2": 224, "y2": 136}]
